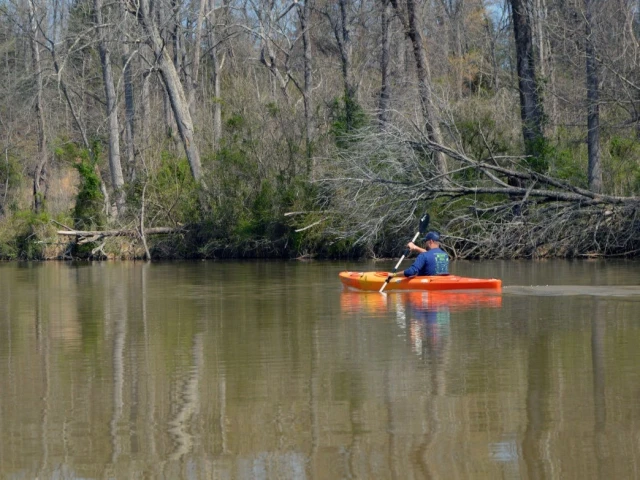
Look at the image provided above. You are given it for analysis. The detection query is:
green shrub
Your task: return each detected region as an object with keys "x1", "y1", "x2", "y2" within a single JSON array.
[
  {"x1": 0, "y1": 152, "x2": 22, "y2": 189},
  {"x1": 73, "y1": 160, "x2": 106, "y2": 231},
  {"x1": 330, "y1": 95, "x2": 368, "y2": 148},
  {"x1": 456, "y1": 115, "x2": 511, "y2": 161},
  {"x1": 546, "y1": 141, "x2": 587, "y2": 187},
  {"x1": 607, "y1": 136, "x2": 640, "y2": 195},
  {"x1": 0, "y1": 210, "x2": 51, "y2": 260},
  {"x1": 53, "y1": 140, "x2": 107, "y2": 231}
]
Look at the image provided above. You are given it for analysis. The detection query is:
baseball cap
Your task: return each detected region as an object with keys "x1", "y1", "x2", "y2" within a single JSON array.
[{"x1": 423, "y1": 231, "x2": 440, "y2": 242}]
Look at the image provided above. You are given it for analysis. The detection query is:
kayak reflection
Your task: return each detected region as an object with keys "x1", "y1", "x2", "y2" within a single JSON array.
[
  {"x1": 340, "y1": 290, "x2": 502, "y2": 314},
  {"x1": 340, "y1": 291, "x2": 503, "y2": 362}
]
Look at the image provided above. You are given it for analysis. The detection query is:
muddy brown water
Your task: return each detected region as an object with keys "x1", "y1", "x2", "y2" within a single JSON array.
[{"x1": 0, "y1": 259, "x2": 639, "y2": 479}]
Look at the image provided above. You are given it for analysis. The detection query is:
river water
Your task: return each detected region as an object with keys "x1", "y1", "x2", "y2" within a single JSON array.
[{"x1": 0, "y1": 259, "x2": 639, "y2": 479}]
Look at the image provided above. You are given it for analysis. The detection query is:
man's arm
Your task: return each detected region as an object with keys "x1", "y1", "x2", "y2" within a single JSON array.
[
  {"x1": 403, "y1": 253, "x2": 427, "y2": 277},
  {"x1": 407, "y1": 241, "x2": 426, "y2": 254}
]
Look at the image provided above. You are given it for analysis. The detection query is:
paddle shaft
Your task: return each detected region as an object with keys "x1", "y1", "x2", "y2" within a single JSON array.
[
  {"x1": 379, "y1": 230, "x2": 421, "y2": 293},
  {"x1": 379, "y1": 212, "x2": 430, "y2": 293}
]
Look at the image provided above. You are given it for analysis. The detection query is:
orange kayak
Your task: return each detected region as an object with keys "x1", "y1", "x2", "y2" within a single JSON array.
[{"x1": 339, "y1": 271, "x2": 502, "y2": 292}]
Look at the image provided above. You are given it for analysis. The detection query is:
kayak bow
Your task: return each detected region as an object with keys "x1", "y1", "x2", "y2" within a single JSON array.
[{"x1": 339, "y1": 271, "x2": 502, "y2": 292}]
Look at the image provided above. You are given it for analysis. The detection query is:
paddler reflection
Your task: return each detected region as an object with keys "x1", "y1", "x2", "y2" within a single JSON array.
[
  {"x1": 398, "y1": 291, "x2": 503, "y2": 399},
  {"x1": 340, "y1": 290, "x2": 502, "y2": 360},
  {"x1": 402, "y1": 292, "x2": 451, "y2": 359}
]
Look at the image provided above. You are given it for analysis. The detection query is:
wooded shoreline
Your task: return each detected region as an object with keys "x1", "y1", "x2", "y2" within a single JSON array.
[{"x1": 1, "y1": 0, "x2": 639, "y2": 260}]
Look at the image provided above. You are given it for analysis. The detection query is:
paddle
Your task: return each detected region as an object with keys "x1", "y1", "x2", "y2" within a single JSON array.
[{"x1": 379, "y1": 212, "x2": 430, "y2": 293}]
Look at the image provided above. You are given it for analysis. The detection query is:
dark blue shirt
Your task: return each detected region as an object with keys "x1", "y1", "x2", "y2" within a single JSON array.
[{"x1": 403, "y1": 247, "x2": 449, "y2": 276}]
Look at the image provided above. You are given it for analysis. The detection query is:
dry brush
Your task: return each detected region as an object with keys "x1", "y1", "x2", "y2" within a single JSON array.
[{"x1": 310, "y1": 125, "x2": 640, "y2": 258}]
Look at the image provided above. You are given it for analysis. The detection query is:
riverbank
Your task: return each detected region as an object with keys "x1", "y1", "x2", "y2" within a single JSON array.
[{"x1": 2, "y1": 217, "x2": 638, "y2": 261}]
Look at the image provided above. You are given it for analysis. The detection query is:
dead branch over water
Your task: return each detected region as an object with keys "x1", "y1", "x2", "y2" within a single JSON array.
[
  {"x1": 313, "y1": 126, "x2": 640, "y2": 258},
  {"x1": 57, "y1": 227, "x2": 181, "y2": 239}
]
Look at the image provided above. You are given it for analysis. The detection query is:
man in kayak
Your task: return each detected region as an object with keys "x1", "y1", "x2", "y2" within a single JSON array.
[{"x1": 392, "y1": 231, "x2": 450, "y2": 277}]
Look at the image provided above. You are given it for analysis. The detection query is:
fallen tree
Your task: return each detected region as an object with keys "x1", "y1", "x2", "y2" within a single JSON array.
[
  {"x1": 56, "y1": 223, "x2": 184, "y2": 260},
  {"x1": 308, "y1": 125, "x2": 640, "y2": 258},
  {"x1": 56, "y1": 226, "x2": 182, "y2": 242}
]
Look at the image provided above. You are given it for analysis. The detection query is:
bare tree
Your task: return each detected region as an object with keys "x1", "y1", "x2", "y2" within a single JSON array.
[
  {"x1": 313, "y1": 125, "x2": 640, "y2": 258},
  {"x1": 482, "y1": 5, "x2": 505, "y2": 91},
  {"x1": 206, "y1": 0, "x2": 223, "y2": 145},
  {"x1": 252, "y1": 0, "x2": 291, "y2": 103},
  {"x1": 298, "y1": 0, "x2": 315, "y2": 168},
  {"x1": 533, "y1": 0, "x2": 557, "y2": 133},
  {"x1": 509, "y1": 0, "x2": 545, "y2": 159},
  {"x1": 140, "y1": 68, "x2": 152, "y2": 163},
  {"x1": 378, "y1": 0, "x2": 392, "y2": 126},
  {"x1": 584, "y1": 0, "x2": 602, "y2": 193},
  {"x1": 170, "y1": 0, "x2": 184, "y2": 73},
  {"x1": 321, "y1": 0, "x2": 359, "y2": 131},
  {"x1": 28, "y1": 0, "x2": 47, "y2": 213},
  {"x1": 126, "y1": 0, "x2": 203, "y2": 181},
  {"x1": 3, "y1": 0, "x2": 640, "y2": 260},
  {"x1": 438, "y1": 0, "x2": 464, "y2": 99},
  {"x1": 95, "y1": 0, "x2": 126, "y2": 215},
  {"x1": 390, "y1": 0, "x2": 447, "y2": 176},
  {"x1": 186, "y1": 0, "x2": 207, "y2": 116},
  {"x1": 38, "y1": 0, "x2": 111, "y2": 213},
  {"x1": 119, "y1": 2, "x2": 136, "y2": 182}
]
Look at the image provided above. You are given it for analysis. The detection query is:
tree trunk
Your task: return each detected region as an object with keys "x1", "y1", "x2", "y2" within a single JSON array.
[
  {"x1": 585, "y1": 0, "x2": 602, "y2": 193},
  {"x1": 484, "y1": 13, "x2": 500, "y2": 91},
  {"x1": 325, "y1": 0, "x2": 357, "y2": 131},
  {"x1": 206, "y1": 0, "x2": 222, "y2": 144},
  {"x1": 509, "y1": 0, "x2": 545, "y2": 158},
  {"x1": 255, "y1": 4, "x2": 290, "y2": 104},
  {"x1": 163, "y1": 84, "x2": 176, "y2": 140},
  {"x1": 454, "y1": 14, "x2": 463, "y2": 99},
  {"x1": 130, "y1": 0, "x2": 203, "y2": 181},
  {"x1": 391, "y1": 0, "x2": 447, "y2": 176},
  {"x1": 28, "y1": 0, "x2": 47, "y2": 214},
  {"x1": 339, "y1": 0, "x2": 357, "y2": 130},
  {"x1": 535, "y1": 0, "x2": 546, "y2": 78},
  {"x1": 47, "y1": 43, "x2": 111, "y2": 215},
  {"x1": 122, "y1": 44, "x2": 136, "y2": 181},
  {"x1": 378, "y1": 0, "x2": 391, "y2": 127},
  {"x1": 534, "y1": 0, "x2": 557, "y2": 136},
  {"x1": 439, "y1": 0, "x2": 464, "y2": 99},
  {"x1": 170, "y1": 0, "x2": 183, "y2": 72},
  {"x1": 121, "y1": 3, "x2": 136, "y2": 182},
  {"x1": 1, "y1": 147, "x2": 8, "y2": 216},
  {"x1": 141, "y1": 70, "x2": 152, "y2": 166},
  {"x1": 298, "y1": 0, "x2": 314, "y2": 171},
  {"x1": 95, "y1": 0, "x2": 126, "y2": 216},
  {"x1": 187, "y1": 0, "x2": 206, "y2": 118}
]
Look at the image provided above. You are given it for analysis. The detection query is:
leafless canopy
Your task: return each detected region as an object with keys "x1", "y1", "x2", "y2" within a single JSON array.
[{"x1": 311, "y1": 124, "x2": 640, "y2": 258}]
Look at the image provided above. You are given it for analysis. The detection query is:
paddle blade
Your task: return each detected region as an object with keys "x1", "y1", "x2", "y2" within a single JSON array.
[{"x1": 419, "y1": 212, "x2": 430, "y2": 235}]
